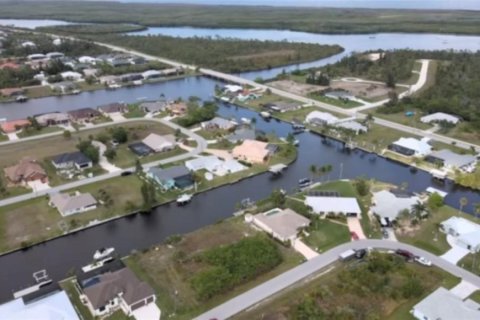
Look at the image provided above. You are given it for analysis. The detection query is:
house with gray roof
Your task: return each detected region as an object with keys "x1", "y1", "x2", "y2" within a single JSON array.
[
  {"x1": 49, "y1": 192, "x2": 97, "y2": 216},
  {"x1": 146, "y1": 165, "x2": 193, "y2": 191},
  {"x1": 139, "y1": 101, "x2": 168, "y2": 114},
  {"x1": 227, "y1": 127, "x2": 256, "y2": 143},
  {"x1": 411, "y1": 287, "x2": 480, "y2": 320},
  {"x1": 142, "y1": 133, "x2": 176, "y2": 153},
  {"x1": 371, "y1": 190, "x2": 419, "y2": 221},
  {"x1": 52, "y1": 151, "x2": 92, "y2": 171},
  {"x1": 35, "y1": 112, "x2": 70, "y2": 127},
  {"x1": 425, "y1": 149, "x2": 477, "y2": 173},
  {"x1": 263, "y1": 101, "x2": 301, "y2": 113},
  {"x1": 81, "y1": 267, "x2": 157, "y2": 318},
  {"x1": 250, "y1": 208, "x2": 310, "y2": 242},
  {"x1": 334, "y1": 120, "x2": 368, "y2": 134},
  {"x1": 201, "y1": 117, "x2": 237, "y2": 131},
  {"x1": 97, "y1": 102, "x2": 128, "y2": 115}
]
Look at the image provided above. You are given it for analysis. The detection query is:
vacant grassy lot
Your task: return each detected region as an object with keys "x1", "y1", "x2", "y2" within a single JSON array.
[
  {"x1": 234, "y1": 253, "x2": 459, "y2": 320},
  {"x1": 111, "y1": 145, "x2": 185, "y2": 168},
  {"x1": 124, "y1": 217, "x2": 303, "y2": 319},
  {"x1": 17, "y1": 126, "x2": 63, "y2": 138},
  {"x1": 373, "y1": 109, "x2": 432, "y2": 130},
  {"x1": 303, "y1": 219, "x2": 350, "y2": 252},
  {"x1": 0, "y1": 175, "x2": 144, "y2": 254}
]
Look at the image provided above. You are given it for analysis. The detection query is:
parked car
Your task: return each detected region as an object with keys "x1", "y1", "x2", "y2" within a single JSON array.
[
  {"x1": 350, "y1": 231, "x2": 359, "y2": 241},
  {"x1": 120, "y1": 171, "x2": 133, "y2": 176},
  {"x1": 339, "y1": 249, "x2": 356, "y2": 261},
  {"x1": 414, "y1": 256, "x2": 432, "y2": 266},
  {"x1": 395, "y1": 249, "x2": 415, "y2": 260},
  {"x1": 354, "y1": 249, "x2": 367, "y2": 259}
]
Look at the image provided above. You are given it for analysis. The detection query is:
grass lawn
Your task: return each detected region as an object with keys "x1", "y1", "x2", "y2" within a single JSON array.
[
  {"x1": 0, "y1": 175, "x2": 144, "y2": 254},
  {"x1": 309, "y1": 93, "x2": 363, "y2": 108},
  {"x1": 353, "y1": 123, "x2": 421, "y2": 152},
  {"x1": 124, "y1": 217, "x2": 303, "y2": 320},
  {"x1": 458, "y1": 253, "x2": 480, "y2": 276},
  {"x1": 234, "y1": 255, "x2": 460, "y2": 320},
  {"x1": 111, "y1": 146, "x2": 186, "y2": 168},
  {"x1": 124, "y1": 104, "x2": 146, "y2": 119},
  {"x1": 303, "y1": 219, "x2": 350, "y2": 252},
  {"x1": 17, "y1": 126, "x2": 63, "y2": 138},
  {"x1": 25, "y1": 85, "x2": 54, "y2": 99},
  {"x1": 194, "y1": 128, "x2": 227, "y2": 140},
  {"x1": 396, "y1": 206, "x2": 480, "y2": 255},
  {"x1": 373, "y1": 109, "x2": 431, "y2": 131},
  {"x1": 468, "y1": 290, "x2": 480, "y2": 303},
  {"x1": 444, "y1": 122, "x2": 480, "y2": 145}
]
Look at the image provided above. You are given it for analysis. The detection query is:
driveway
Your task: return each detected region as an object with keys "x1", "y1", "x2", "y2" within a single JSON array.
[
  {"x1": 131, "y1": 302, "x2": 161, "y2": 320},
  {"x1": 292, "y1": 239, "x2": 319, "y2": 260},
  {"x1": 7, "y1": 133, "x2": 18, "y2": 141},
  {"x1": 441, "y1": 235, "x2": 470, "y2": 264},
  {"x1": 450, "y1": 280, "x2": 479, "y2": 299},
  {"x1": 347, "y1": 217, "x2": 366, "y2": 240},
  {"x1": 108, "y1": 112, "x2": 126, "y2": 122},
  {"x1": 27, "y1": 180, "x2": 51, "y2": 192},
  {"x1": 91, "y1": 141, "x2": 121, "y2": 173}
]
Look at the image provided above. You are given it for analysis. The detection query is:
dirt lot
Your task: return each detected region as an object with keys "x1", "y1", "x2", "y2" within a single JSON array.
[
  {"x1": 268, "y1": 79, "x2": 327, "y2": 96},
  {"x1": 330, "y1": 80, "x2": 392, "y2": 100}
]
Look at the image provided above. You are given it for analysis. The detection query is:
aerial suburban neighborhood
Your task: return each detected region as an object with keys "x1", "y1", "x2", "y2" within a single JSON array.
[{"x1": 0, "y1": 1, "x2": 479, "y2": 320}]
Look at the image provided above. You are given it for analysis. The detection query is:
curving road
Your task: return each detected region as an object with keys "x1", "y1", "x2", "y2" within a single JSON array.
[
  {"x1": 195, "y1": 239, "x2": 480, "y2": 320},
  {"x1": 0, "y1": 117, "x2": 208, "y2": 207}
]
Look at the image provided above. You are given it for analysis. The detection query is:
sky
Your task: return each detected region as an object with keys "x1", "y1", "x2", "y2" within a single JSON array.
[{"x1": 116, "y1": 0, "x2": 480, "y2": 10}]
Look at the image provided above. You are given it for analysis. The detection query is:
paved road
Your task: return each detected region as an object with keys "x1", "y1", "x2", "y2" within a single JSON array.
[
  {"x1": 0, "y1": 117, "x2": 207, "y2": 207},
  {"x1": 195, "y1": 239, "x2": 480, "y2": 320}
]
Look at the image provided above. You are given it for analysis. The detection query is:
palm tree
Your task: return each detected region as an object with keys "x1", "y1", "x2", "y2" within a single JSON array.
[
  {"x1": 309, "y1": 164, "x2": 317, "y2": 182},
  {"x1": 411, "y1": 201, "x2": 427, "y2": 220},
  {"x1": 459, "y1": 197, "x2": 468, "y2": 215}
]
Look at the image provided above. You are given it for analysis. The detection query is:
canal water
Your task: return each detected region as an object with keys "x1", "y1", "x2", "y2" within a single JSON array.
[{"x1": 0, "y1": 23, "x2": 479, "y2": 302}]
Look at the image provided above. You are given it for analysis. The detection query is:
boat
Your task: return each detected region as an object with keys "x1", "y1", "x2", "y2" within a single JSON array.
[
  {"x1": 260, "y1": 111, "x2": 271, "y2": 119},
  {"x1": 241, "y1": 117, "x2": 252, "y2": 125},
  {"x1": 133, "y1": 80, "x2": 143, "y2": 86},
  {"x1": 82, "y1": 256, "x2": 114, "y2": 273},
  {"x1": 298, "y1": 178, "x2": 312, "y2": 188},
  {"x1": 220, "y1": 96, "x2": 230, "y2": 103},
  {"x1": 71, "y1": 89, "x2": 81, "y2": 95},
  {"x1": 177, "y1": 194, "x2": 192, "y2": 205},
  {"x1": 107, "y1": 83, "x2": 121, "y2": 90},
  {"x1": 93, "y1": 247, "x2": 115, "y2": 260},
  {"x1": 15, "y1": 95, "x2": 28, "y2": 102}
]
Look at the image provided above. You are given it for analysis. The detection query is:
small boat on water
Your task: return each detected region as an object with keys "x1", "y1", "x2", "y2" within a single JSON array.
[
  {"x1": 241, "y1": 117, "x2": 252, "y2": 125},
  {"x1": 93, "y1": 247, "x2": 115, "y2": 260},
  {"x1": 220, "y1": 96, "x2": 230, "y2": 103},
  {"x1": 177, "y1": 194, "x2": 192, "y2": 205},
  {"x1": 260, "y1": 111, "x2": 271, "y2": 119},
  {"x1": 15, "y1": 95, "x2": 28, "y2": 102},
  {"x1": 71, "y1": 89, "x2": 81, "y2": 95}
]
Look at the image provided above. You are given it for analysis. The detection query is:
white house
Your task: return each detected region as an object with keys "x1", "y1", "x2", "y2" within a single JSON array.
[
  {"x1": 200, "y1": 117, "x2": 237, "y2": 131},
  {"x1": 224, "y1": 84, "x2": 243, "y2": 93},
  {"x1": 52, "y1": 38, "x2": 62, "y2": 46},
  {"x1": 305, "y1": 111, "x2": 339, "y2": 126},
  {"x1": 411, "y1": 287, "x2": 480, "y2": 320},
  {"x1": 49, "y1": 192, "x2": 97, "y2": 216},
  {"x1": 371, "y1": 190, "x2": 419, "y2": 221},
  {"x1": 60, "y1": 71, "x2": 83, "y2": 81},
  {"x1": 142, "y1": 70, "x2": 162, "y2": 80},
  {"x1": 334, "y1": 120, "x2": 368, "y2": 134},
  {"x1": 27, "y1": 53, "x2": 46, "y2": 61},
  {"x1": 305, "y1": 196, "x2": 361, "y2": 216},
  {"x1": 79, "y1": 56, "x2": 97, "y2": 64},
  {"x1": 46, "y1": 52, "x2": 64, "y2": 59},
  {"x1": 249, "y1": 208, "x2": 310, "y2": 242},
  {"x1": 440, "y1": 216, "x2": 480, "y2": 253},
  {"x1": 142, "y1": 133, "x2": 176, "y2": 152},
  {"x1": 420, "y1": 112, "x2": 460, "y2": 125},
  {"x1": 0, "y1": 290, "x2": 79, "y2": 320},
  {"x1": 185, "y1": 156, "x2": 246, "y2": 176},
  {"x1": 425, "y1": 149, "x2": 477, "y2": 173},
  {"x1": 389, "y1": 137, "x2": 432, "y2": 157}
]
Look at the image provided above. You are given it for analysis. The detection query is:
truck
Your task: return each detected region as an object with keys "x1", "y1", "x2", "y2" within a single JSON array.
[{"x1": 339, "y1": 249, "x2": 356, "y2": 261}]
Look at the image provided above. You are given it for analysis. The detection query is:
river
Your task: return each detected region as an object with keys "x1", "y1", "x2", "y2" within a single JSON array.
[{"x1": 0, "y1": 24, "x2": 479, "y2": 303}]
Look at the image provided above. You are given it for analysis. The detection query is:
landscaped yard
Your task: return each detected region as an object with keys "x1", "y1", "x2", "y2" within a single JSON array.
[
  {"x1": 234, "y1": 252, "x2": 460, "y2": 320},
  {"x1": 303, "y1": 218, "x2": 350, "y2": 252},
  {"x1": 111, "y1": 145, "x2": 186, "y2": 168},
  {"x1": 123, "y1": 217, "x2": 303, "y2": 320},
  {"x1": 17, "y1": 126, "x2": 63, "y2": 138},
  {"x1": 309, "y1": 93, "x2": 363, "y2": 108}
]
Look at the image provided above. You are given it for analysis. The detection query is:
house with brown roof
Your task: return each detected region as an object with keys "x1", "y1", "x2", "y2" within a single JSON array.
[
  {"x1": 4, "y1": 158, "x2": 47, "y2": 185},
  {"x1": 167, "y1": 102, "x2": 188, "y2": 115},
  {"x1": 67, "y1": 108, "x2": 101, "y2": 123},
  {"x1": 232, "y1": 139, "x2": 271, "y2": 164},
  {"x1": 0, "y1": 119, "x2": 31, "y2": 133},
  {"x1": 97, "y1": 102, "x2": 128, "y2": 116},
  {"x1": 49, "y1": 192, "x2": 97, "y2": 216},
  {"x1": 80, "y1": 267, "x2": 158, "y2": 318}
]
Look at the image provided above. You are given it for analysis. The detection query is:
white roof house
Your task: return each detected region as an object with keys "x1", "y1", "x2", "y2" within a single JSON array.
[
  {"x1": 390, "y1": 137, "x2": 432, "y2": 157},
  {"x1": 421, "y1": 112, "x2": 460, "y2": 125},
  {"x1": 142, "y1": 133, "x2": 176, "y2": 152},
  {"x1": 142, "y1": 70, "x2": 162, "y2": 79},
  {"x1": 201, "y1": 117, "x2": 237, "y2": 131},
  {"x1": 224, "y1": 84, "x2": 243, "y2": 93},
  {"x1": 27, "y1": 53, "x2": 46, "y2": 61},
  {"x1": 0, "y1": 290, "x2": 79, "y2": 320},
  {"x1": 305, "y1": 196, "x2": 361, "y2": 216},
  {"x1": 427, "y1": 149, "x2": 477, "y2": 172},
  {"x1": 21, "y1": 41, "x2": 36, "y2": 48},
  {"x1": 60, "y1": 71, "x2": 83, "y2": 81},
  {"x1": 49, "y1": 192, "x2": 97, "y2": 216},
  {"x1": 411, "y1": 287, "x2": 480, "y2": 320},
  {"x1": 371, "y1": 190, "x2": 419, "y2": 220},
  {"x1": 250, "y1": 208, "x2": 310, "y2": 242},
  {"x1": 334, "y1": 120, "x2": 368, "y2": 134},
  {"x1": 305, "y1": 111, "x2": 339, "y2": 126},
  {"x1": 185, "y1": 156, "x2": 246, "y2": 176},
  {"x1": 440, "y1": 216, "x2": 480, "y2": 252},
  {"x1": 52, "y1": 38, "x2": 62, "y2": 46},
  {"x1": 78, "y1": 56, "x2": 96, "y2": 64}
]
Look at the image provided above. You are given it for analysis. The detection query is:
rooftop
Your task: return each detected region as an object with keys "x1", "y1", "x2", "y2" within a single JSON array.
[
  {"x1": 420, "y1": 112, "x2": 460, "y2": 124},
  {"x1": 428, "y1": 149, "x2": 477, "y2": 169},
  {"x1": 52, "y1": 151, "x2": 91, "y2": 166},
  {"x1": 253, "y1": 208, "x2": 310, "y2": 240},
  {"x1": 371, "y1": 190, "x2": 419, "y2": 220},
  {"x1": 50, "y1": 192, "x2": 97, "y2": 215},
  {"x1": 305, "y1": 111, "x2": 339, "y2": 125},
  {"x1": 305, "y1": 196, "x2": 361, "y2": 214}
]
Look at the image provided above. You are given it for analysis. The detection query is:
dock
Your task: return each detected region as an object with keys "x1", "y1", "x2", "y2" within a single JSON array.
[
  {"x1": 430, "y1": 168, "x2": 448, "y2": 180},
  {"x1": 269, "y1": 164, "x2": 288, "y2": 174},
  {"x1": 13, "y1": 270, "x2": 52, "y2": 299},
  {"x1": 426, "y1": 187, "x2": 448, "y2": 198}
]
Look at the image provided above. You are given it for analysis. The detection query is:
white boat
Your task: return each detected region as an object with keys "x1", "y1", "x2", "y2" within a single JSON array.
[
  {"x1": 71, "y1": 89, "x2": 81, "y2": 95},
  {"x1": 108, "y1": 83, "x2": 121, "y2": 89},
  {"x1": 177, "y1": 194, "x2": 192, "y2": 205},
  {"x1": 260, "y1": 111, "x2": 271, "y2": 119},
  {"x1": 82, "y1": 256, "x2": 114, "y2": 273},
  {"x1": 133, "y1": 80, "x2": 143, "y2": 86},
  {"x1": 241, "y1": 117, "x2": 252, "y2": 124},
  {"x1": 93, "y1": 247, "x2": 115, "y2": 260},
  {"x1": 220, "y1": 96, "x2": 230, "y2": 102}
]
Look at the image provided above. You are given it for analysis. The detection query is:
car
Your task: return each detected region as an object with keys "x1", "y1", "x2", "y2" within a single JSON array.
[
  {"x1": 120, "y1": 171, "x2": 133, "y2": 176},
  {"x1": 354, "y1": 249, "x2": 367, "y2": 259},
  {"x1": 395, "y1": 249, "x2": 415, "y2": 260},
  {"x1": 350, "y1": 231, "x2": 359, "y2": 241},
  {"x1": 414, "y1": 256, "x2": 432, "y2": 266}
]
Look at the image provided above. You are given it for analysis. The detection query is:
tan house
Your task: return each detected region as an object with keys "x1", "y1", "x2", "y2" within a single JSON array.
[
  {"x1": 142, "y1": 133, "x2": 176, "y2": 152},
  {"x1": 4, "y1": 158, "x2": 48, "y2": 185},
  {"x1": 168, "y1": 102, "x2": 188, "y2": 115},
  {"x1": 232, "y1": 139, "x2": 271, "y2": 163}
]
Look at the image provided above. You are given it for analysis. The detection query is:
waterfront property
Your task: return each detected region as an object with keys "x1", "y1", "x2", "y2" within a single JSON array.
[
  {"x1": 4, "y1": 157, "x2": 47, "y2": 186},
  {"x1": 51, "y1": 151, "x2": 93, "y2": 171},
  {"x1": 67, "y1": 108, "x2": 101, "y2": 123},
  {"x1": 0, "y1": 119, "x2": 30, "y2": 133},
  {"x1": 97, "y1": 102, "x2": 128, "y2": 116},
  {"x1": 425, "y1": 149, "x2": 477, "y2": 173},
  {"x1": 146, "y1": 165, "x2": 193, "y2": 191},
  {"x1": 334, "y1": 120, "x2": 368, "y2": 135},
  {"x1": 411, "y1": 287, "x2": 480, "y2": 320},
  {"x1": 227, "y1": 127, "x2": 256, "y2": 143},
  {"x1": 420, "y1": 112, "x2": 460, "y2": 125},
  {"x1": 440, "y1": 217, "x2": 480, "y2": 253},
  {"x1": 142, "y1": 133, "x2": 176, "y2": 153},
  {"x1": 249, "y1": 208, "x2": 310, "y2": 242},
  {"x1": 201, "y1": 116, "x2": 237, "y2": 131},
  {"x1": 0, "y1": 289, "x2": 79, "y2": 320},
  {"x1": 185, "y1": 155, "x2": 246, "y2": 176},
  {"x1": 139, "y1": 100, "x2": 168, "y2": 114},
  {"x1": 49, "y1": 191, "x2": 97, "y2": 216},
  {"x1": 80, "y1": 267, "x2": 158, "y2": 318},
  {"x1": 305, "y1": 111, "x2": 339, "y2": 126},
  {"x1": 305, "y1": 196, "x2": 361, "y2": 216},
  {"x1": 371, "y1": 190, "x2": 419, "y2": 222},
  {"x1": 232, "y1": 139, "x2": 271, "y2": 164},
  {"x1": 263, "y1": 101, "x2": 301, "y2": 113},
  {"x1": 167, "y1": 101, "x2": 188, "y2": 116},
  {"x1": 388, "y1": 137, "x2": 432, "y2": 157},
  {"x1": 35, "y1": 112, "x2": 70, "y2": 127}
]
